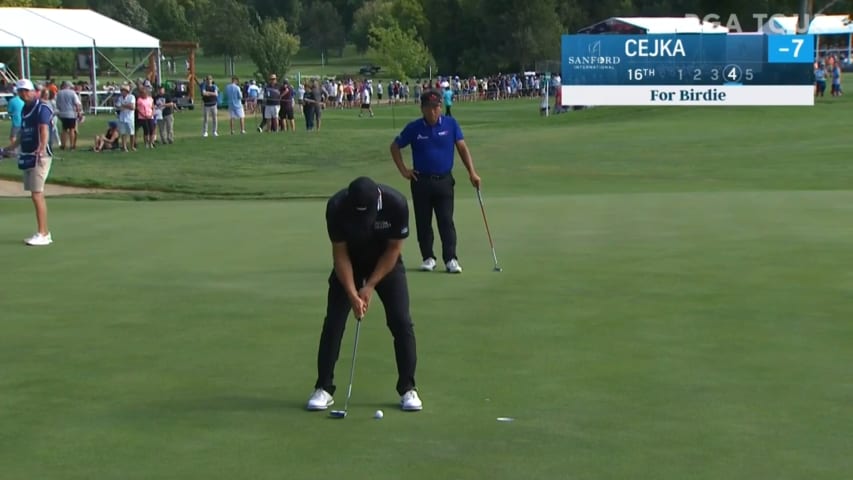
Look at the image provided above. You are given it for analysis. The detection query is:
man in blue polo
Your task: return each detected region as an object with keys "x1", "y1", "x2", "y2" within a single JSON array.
[
  {"x1": 390, "y1": 89, "x2": 481, "y2": 273},
  {"x1": 1, "y1": 79, "x2": 55, "y2": 246}
]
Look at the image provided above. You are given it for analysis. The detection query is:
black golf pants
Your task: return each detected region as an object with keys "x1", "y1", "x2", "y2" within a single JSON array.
[
  {"x1": 314, "y1": 264, "x2": 417, "y2": 396},
  {"x1": 411, "y1": 174, "x2": 457, "y2": 263}
]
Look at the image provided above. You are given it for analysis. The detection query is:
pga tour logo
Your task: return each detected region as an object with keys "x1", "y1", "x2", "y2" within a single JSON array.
[
  {"x1": 686, "y1": 13, "x2": 845, "y2": 33},
  {"x1": 565, "y1": 41, "x2": 622, "y2": 69}
]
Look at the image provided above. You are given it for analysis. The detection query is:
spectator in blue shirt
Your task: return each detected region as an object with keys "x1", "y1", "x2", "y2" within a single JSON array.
[
  {"x1": 390, "y1": 89, "x2": 482, "y2": 274},
  {"x1": 225, "y1": 76, "x2": 245, "y2": 134},
  {"x1": 7, "y1": 86, "x2": 25, "y2": 146},
  {"x1": 442, "y1": 85, "x2": 454, "y2": 117}
]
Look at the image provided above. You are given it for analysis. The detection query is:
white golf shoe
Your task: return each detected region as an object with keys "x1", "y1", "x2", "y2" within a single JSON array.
[
  {"x1": 306, "y1": 388, "x2": 334, "y2": 411},
  {"x1": 24, "y1": 232, "x2": 52, "y2": 246},
  {"x1": 446, "y1": 259, "x2": 462, "y2": 274},
  {"x1": 400, "y1": 389, "x2": 423, "y2": 411},
  {"x1": 420, "y1": 258, "x2": 437, "y2": 271}
]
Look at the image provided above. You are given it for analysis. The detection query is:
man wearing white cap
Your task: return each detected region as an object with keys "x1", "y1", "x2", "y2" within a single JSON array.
[{"x1": 1, "y1": 79, "x2": 55, "y2": 246}]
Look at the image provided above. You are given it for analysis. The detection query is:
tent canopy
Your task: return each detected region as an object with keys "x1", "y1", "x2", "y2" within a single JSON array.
[
  {"x1": 0, "y1": 29, "x2": 23, "y2": 48},
  {"x1": 762, "y1": 14, "x2": 853, "y2": 35},
  {"x1": 0, "y1": 7, "x2": 160, "y2": 49},
  {"x1": 579, "y1": 16, "x2": 730, "y2": 35}
]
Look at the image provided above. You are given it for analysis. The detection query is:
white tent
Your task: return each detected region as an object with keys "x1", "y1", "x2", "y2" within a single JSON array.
[
  {"x1": 614, "y1": 17, "x2": 730, "y2": 34},
  {"x1": 0, "y1": 29, "x2": 24, "y2": 48},
  {"x1": 0, "y1": 7, "x2": 161, "y2": 92},
  {"x1": 27, "y1": 8, "x2": 160, "y2": 49},
  {"x1": 579, "y1": 16, "x2": 729, "y2": 34},
  {"x1": 762, "y1": 14, "x2": 853, "y2": 35}
]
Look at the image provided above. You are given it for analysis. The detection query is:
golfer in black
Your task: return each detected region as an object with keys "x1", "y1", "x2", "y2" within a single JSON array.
[
  {"x1": 306, "y1": 176, "x2": 423, "y2": 412},
  {"x1": 391, "y1": 89, "x2": 481, "y2": 274}
]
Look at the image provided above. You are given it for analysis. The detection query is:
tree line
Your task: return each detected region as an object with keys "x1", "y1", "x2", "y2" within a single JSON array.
[{"x1": 1, "y1": 0, "x2": 850, "y2": 79}]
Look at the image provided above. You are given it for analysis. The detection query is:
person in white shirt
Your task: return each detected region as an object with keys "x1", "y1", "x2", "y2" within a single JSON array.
[
  {"x1": 358, "y1": 83, "x2": 374, "y2": 118},
  {"x1": 247, "y1": 80, "x2": 261, "y2": 114},
  {"x1": 116, "y1": 84, "x2": 136, "y2": 151}
]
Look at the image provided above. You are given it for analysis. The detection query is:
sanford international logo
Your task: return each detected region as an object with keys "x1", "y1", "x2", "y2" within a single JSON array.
[{"x1": 566, "y1": 40, "x2": 622, "y2": 70}]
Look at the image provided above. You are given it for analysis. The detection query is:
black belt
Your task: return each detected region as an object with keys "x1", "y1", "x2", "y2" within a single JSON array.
[{"x1": 419, "y1": 172, "x2": 451, "y2": 180}]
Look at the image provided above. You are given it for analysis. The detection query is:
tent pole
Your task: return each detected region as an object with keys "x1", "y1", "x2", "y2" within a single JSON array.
[
  {"x1": 91, "y1": 45, "x2": 98, "y2": 115},
  {"x1": 26, "y1": 48, "x2": 31, "y2": 79},
  {"x1": 98, "y1": 50, "x2": 134, "y2": 84},
  {"x1": 19, "y1": 45, "x2": 25, "y2": 78},
  {"x1": 156, "y1": 48, "x2": 162, "y2": 86}
]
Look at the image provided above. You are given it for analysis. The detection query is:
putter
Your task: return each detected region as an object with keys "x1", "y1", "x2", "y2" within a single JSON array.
[
  {"x1": 329, "y1": 314, "x2": 363, "y2": 418},
  {"x1": 476, "y1": 188, "x2": 503, "y2": 272}
]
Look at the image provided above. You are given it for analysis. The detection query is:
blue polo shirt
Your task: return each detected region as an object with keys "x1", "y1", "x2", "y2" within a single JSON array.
[
  {"x1": 18, "y1": 99, "x2": 53, "y2": 169},
  {"x1": 394, "y1": 116, "x2": 463, "y2": 175},
  {"x1": 8, "y1": 94, "x2": 25, "y2": 128}
]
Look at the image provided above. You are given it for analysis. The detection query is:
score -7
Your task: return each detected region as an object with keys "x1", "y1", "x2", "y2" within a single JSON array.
[{"x1": 792, "y1": 38, "x2": 804, "y2": 57}]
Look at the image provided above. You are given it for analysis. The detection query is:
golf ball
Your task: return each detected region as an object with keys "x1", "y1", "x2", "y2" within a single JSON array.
[{"x1": 374, "y1": 409, "x2": 384, "y2": 419}]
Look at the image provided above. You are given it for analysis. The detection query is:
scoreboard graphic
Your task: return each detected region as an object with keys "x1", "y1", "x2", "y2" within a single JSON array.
[{"x1": 561, "y1": 34, "x2": 815, "y2": 106}]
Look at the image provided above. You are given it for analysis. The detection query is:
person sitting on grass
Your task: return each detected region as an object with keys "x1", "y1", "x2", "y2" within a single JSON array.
[{"x1": 94, "y1": 121, "x2": 120, "y2": 152}]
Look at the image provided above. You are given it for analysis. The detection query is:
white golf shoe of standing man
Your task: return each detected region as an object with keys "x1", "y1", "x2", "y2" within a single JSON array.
[{"x1": 1, "y1": 79, "x2": 55, "y2": 246}]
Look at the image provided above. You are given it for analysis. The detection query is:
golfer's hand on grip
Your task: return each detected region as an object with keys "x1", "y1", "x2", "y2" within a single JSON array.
[
  {"x1": 357, "y1": 284, "x2": 374, "y2": 313},
  {"x1": 348, "y1": 294, "x2": 367, "y2": 319}
]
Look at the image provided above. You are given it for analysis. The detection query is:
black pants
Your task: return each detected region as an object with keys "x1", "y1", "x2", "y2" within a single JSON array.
[
  {"x1": 445, "y1": 105, "x2": 452, "y2": 117},
  {"x1": 304, "y1": 107, "x2": 315, "y2": 130},
  {"x1": 314, "y1": 264, "x2": 417, "y2": 396},
  {"x1": 411, "y1": 174, "x2": 457, "y2": 263}
]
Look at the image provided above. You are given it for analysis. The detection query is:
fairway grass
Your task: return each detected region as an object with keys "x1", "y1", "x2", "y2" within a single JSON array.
[
  {"x1": 1, "y1": 94, "x2": 851, "y2": 479},
  {"x1": 1, "y1": 191, "x2": 851, "y2": 479}
]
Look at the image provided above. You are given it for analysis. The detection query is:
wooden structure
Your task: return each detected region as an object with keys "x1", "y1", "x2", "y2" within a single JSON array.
[{"x1": 157, "y1": 41, "x2": 200, "y2": 102}]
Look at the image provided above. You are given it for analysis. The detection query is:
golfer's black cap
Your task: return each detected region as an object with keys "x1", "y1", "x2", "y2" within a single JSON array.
[
  {"x1": 347, "y1": 176, "x2": 379, "y2": 214},
  {"x1": 420, "y1": 89, "x2": 442, "y2": 107}
]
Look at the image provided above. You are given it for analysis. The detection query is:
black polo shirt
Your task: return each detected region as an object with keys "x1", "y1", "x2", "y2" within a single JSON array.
[
  {"x1": 202, "y1": 82, "x2": 218, "y2": 107},
  {"x1": 326, "y1": 184, "x2": 409, "y2": 273}
]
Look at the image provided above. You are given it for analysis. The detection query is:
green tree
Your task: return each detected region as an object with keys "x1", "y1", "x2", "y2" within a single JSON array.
[
  {"x1": 351, "y1": 0, "x2": 395, "y2": 52},
  {"x1": 142, "y1": 0, "x2": 196, "y2": 41},
  {"x1": 422, "y1": 0, "x2": 478, "y2": 74},
  {"x1": 557, "y1": 0, "x2": 590, "y2": 32},
  {"x1": 30, "y1": 49, "x2": 75, "y2": 78},
  {"x1": 97, "y1": 0, "x2": 150, "y2": 32},
  {"x1": 199, "y1": 0, "x2": 253, "y2": 75},
  {"x1": 391, "y1": 0, "x2": 430, "y2": 40},
  {"x1": 247, "y1": 17, "x2": 300, "y2": 79},
  {"x1": 176, "y1": 0, "x2": 215, "y2": 41},
  {"x1": 368, "y1": 23, "x2": 434, "y2": 80},
  {"x1": 473, "y1": 0, "x2": 563, "y2": 72},
  {"x1": 248, "y1": 0, "x2": 302, "y2": 30},
  {"x1": 299, "y1": 0, "x2": 346, "y2": 57},
  {"x1": 328, "y1": 0, "x2": 366, "y2": 35}
]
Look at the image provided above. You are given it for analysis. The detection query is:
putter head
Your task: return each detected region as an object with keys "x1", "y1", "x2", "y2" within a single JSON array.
[
  {"x1": 494, "y1": 266, "x2": 503, "y2": 272},
  {"x1": 329, "y1": 410, "x2": 347, "y2": 418}
]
